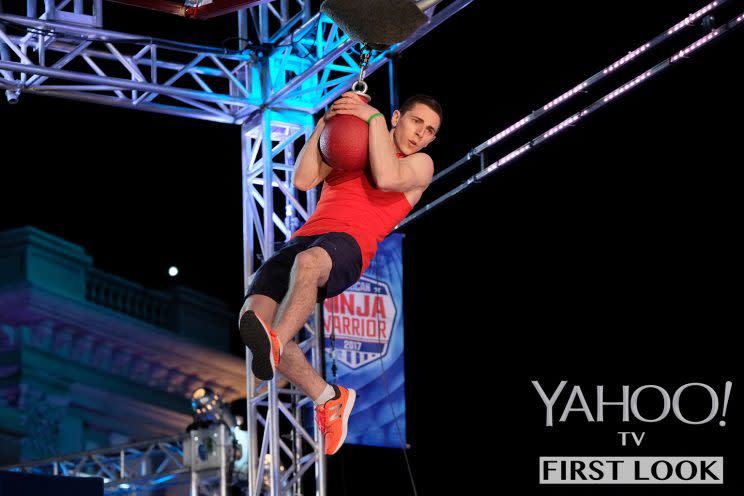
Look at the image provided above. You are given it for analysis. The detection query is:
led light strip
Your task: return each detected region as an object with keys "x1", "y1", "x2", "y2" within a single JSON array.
[
  {"x1": 399, "y1": 9, "x2": 744, "y2": 229},
  {"x1": 432, "y1": 0, "x2": 728, "y2": 184},
  {"x1": 668, "y1": 1, "x2": 719, "y2": 34}
]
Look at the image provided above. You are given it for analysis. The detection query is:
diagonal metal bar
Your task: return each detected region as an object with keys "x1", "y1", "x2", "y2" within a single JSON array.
[
  {"x1": 248, "y1": 193, "x2": 267, "y2": 256},
  {"x1": 25, "y1": 40, "x2": 93, "y2": 87},
  {"x1": 284, "y1": 454, "x2": 319, "y2": 490},
  {"x1": 249, "y1": 184, "x2": 291, "y2": 238},
  {"x1": 254, "y1": 412, "x2": 271, "y2": 496},
  {"x1": 81, "y1": 53, "x2": 127, "y2": 98},
  {"x1": 264, "y1": 38, "x2": 353, "y2": 109},
  {"x1": 90, "y1": 454, "x2": 118, "y2": 480},
  {"x1": 158, "y1": 442, "x2": 187, "y2": 469},
  {"x1": 277, "y1": 401, "x2": 318, "y2": 449},
  {"x1": 247, "y1": 126, "x2": 306, "y2": 174},
  {"x1": 274, "y1": 178, "x2": 309, "y2": 221},
  {"x1": 209, "y1": 54, "x2": 250, "y2": 97},
  {"x1": 133, "y1": 53, "x2": 207, "y2": 105},
  {"x1": 169, "y1": 93, "x2": 232, "y2": 119},
  {"x1": 131, "y1": 44, "x2": 152, "y2": 61},
  {"x1": 104, "y1": 43, "x2": 146, "y2": 82},
  {"x1": 191, "y1": 72, "x2": 230, "y2": 113},
  {"x1": 0, "y1": 29, "x2": 35, "y2": 64}
]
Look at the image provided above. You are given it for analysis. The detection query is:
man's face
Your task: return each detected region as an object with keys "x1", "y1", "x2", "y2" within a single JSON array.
[{"x1": 391, "y1": 103, "x2": 441, "y2": 156}]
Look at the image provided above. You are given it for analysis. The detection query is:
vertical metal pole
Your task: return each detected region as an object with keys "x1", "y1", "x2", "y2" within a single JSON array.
[
  {"x1": 260, "y1": 76, "x2": 274, "y2": 257},
  {"x1": 284, "y1": 142, "x2": 297, "y2": 238},
  {"x1": 219, "y1": 424, "x2": 227, "y2": 496},
  {"x1": 43, "y1": 0, "x2": 55, "y2": 20},
  {"x1": 241, "y1": 126, "x2": 255, "y2": 299},
  {"x1": 292, "y1": 365, "x2": 302, "y2": 496},
  {"x1": 242, "y1": 124, "x2": 259, "y2": 496},
  {"x1": 93, "y1": 0, "x2": 103, "y2": 27},
  {"x1": 281, "y1": 0, "x2": 289, "y2": 23},
  {"x1": 26, "y1": 0, "x2": 37, "y2": 18},
  {"x1": 284, "y1": 139, "x2": 302, "y2": 496},
  {"x1": 388, "y1": 56, "x2": 400, "y2": 117},
  {"x1": 302, "y1": 120, "x2": 324, "y2": 495},
  {"x1": 260, "y1": 50, "x2": 281, "y2": 494},
  {"x1": 268, "y1": 389, "x2": 281, "y2": 496},
  {"x1": 305, "y1": 126, "x2": 317, "y2": 214},
  {"x1": 259, "y1": 3, "x2": 269, "y2": 44},
  {"x1": 237, "y1": 8, "x2": 249, "y2": 107},
  {"x1": 313, "y1": 304, "x2": 326, "y2": 496},
  {"x1": 245, "y1": 346, "x2": 257, "y2": 496},
  {"x1": 150, "y1": 45, "x2": 157, "y2": 85},
  {"x1": 238, "y1": 9, "x2": 249, "y2": 50},
  {"x1": 190, "y1": 472, "x2": 198, "y2": 496},
  {"x1": 190, "y1": 434, "x2": 198, "y2": 496},
  {"x1": 37, "y1": 28, "x2": 45, "y2": 66},
  {"x1": 302, "y1": 123, "x2": 324, "y2": 496}
]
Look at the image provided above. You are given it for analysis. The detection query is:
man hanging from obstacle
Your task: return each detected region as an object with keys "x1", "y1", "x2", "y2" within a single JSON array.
[{"x1": 238, "y1": 92, "x2": 442, "y2": 455}]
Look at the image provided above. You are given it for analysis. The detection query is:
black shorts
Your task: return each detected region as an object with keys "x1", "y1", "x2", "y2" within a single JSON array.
[{"x1": 245, "y1": 232, "x2": 363, "y2": 304}]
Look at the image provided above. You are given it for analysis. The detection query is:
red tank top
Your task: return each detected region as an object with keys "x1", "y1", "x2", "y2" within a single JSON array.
[{"x1": 293, "y1": 154, "x2": 413, "y2": 275}]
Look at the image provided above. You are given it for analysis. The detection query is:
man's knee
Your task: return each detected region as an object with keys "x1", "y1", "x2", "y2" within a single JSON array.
[
  {"x1": 243, "y1": 294, "x2": 279, "y2": 325},
  {"x1": 294, "y1": 248, "x2": 331, "y2": 281}
]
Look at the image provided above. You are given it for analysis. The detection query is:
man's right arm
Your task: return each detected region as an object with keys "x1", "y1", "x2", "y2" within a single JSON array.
[{"x1": 293, "y1": 118, "x2": 333, "y2": 191}]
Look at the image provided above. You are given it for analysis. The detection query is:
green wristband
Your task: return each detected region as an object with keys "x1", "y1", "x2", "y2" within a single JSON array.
[{"x1": 367, "y1": 112, "x2": 384, "y2": 124}]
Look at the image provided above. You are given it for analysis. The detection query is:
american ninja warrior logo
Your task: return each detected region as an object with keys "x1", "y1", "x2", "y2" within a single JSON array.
[{"x1": 323, "y1": 276, "x2": 397, "y2": 369}]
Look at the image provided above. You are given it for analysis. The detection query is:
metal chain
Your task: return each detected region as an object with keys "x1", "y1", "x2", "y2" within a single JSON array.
[{"x1": 351, "y1": 44, "x2": 372, "y2": 94}]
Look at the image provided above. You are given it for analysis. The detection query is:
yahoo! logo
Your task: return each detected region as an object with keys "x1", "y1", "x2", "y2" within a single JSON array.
[{"x1": 533, "y1": 381, "x2": 733, "y2": 427}]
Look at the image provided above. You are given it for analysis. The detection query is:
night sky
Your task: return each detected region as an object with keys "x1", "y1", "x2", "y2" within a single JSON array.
[{"x1": 2, "y1": 0, "x2": 743, "y2": 494}]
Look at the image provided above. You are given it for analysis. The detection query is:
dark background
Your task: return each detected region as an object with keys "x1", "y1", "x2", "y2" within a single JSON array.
[{"x1": 1, "y1": 0, "x2": 742, "y2": 494}]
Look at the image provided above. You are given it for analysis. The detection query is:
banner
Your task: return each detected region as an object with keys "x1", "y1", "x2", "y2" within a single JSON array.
[{"x1": 323, "y1": 233, "x2": 405, "y2": 448}]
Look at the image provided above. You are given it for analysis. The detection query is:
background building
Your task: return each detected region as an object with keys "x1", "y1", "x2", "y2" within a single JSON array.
[{"x1": 0, "y1": 226, "x2": 245, "y2": 465}]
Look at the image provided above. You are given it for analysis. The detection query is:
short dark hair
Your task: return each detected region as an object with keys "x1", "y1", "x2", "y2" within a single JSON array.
[{"x1": 399, "y1": 94, "x2": 443, "y2": 130}]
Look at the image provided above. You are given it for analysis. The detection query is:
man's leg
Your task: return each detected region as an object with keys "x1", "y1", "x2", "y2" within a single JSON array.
[
  {"x1": 272, "y1": 247, "x2": 332, "y2": 346},
  {"x1": 271, "y1": 247, "x2": 356, "y2": 456},
  {"x1": 243, "y1": 293, "x2": 328, "y2": 400},
  {"x1": 241, "y1": 244, "x2": 356, "y2": 456},
  {"x1": 239, "y1": 246, "x2": 331, "y2": 382}
]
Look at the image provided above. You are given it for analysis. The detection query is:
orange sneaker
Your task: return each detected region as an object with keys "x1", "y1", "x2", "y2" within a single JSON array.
[
  {"x1": 238, "y1": 310, "x2": 283, "y2": 380},
  {"x1": 315, "y1": 385, "x2": 356, "y2": 455}
]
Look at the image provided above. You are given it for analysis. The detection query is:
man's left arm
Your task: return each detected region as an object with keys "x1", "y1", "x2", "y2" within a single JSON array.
[
  {"x1": 365, "y1": 117, "x2": 431, "y2": 192},
  {"x1": 324, "y1": 92, "x2": 434, "y2": 192}
]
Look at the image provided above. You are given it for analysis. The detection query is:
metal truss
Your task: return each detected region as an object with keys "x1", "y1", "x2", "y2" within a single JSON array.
[
  {"x1": 1, "y1": 433, "x2": 206, "y2": 495},
  {"x1": 240, "y1": 110, "x2": 324, "y2": 496},
  {"x1": 0, "y1": 0, "x2": 471, "y2": 124},
  {"x1": 2, "y1": 414, "x2": 246, "y2": 495},
  {"x1": 237, "y1": 3, "x2": 472, "y2": 496},
  {"x1": 1, "y1": 0, "x2": 473, "y2": 494}
]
